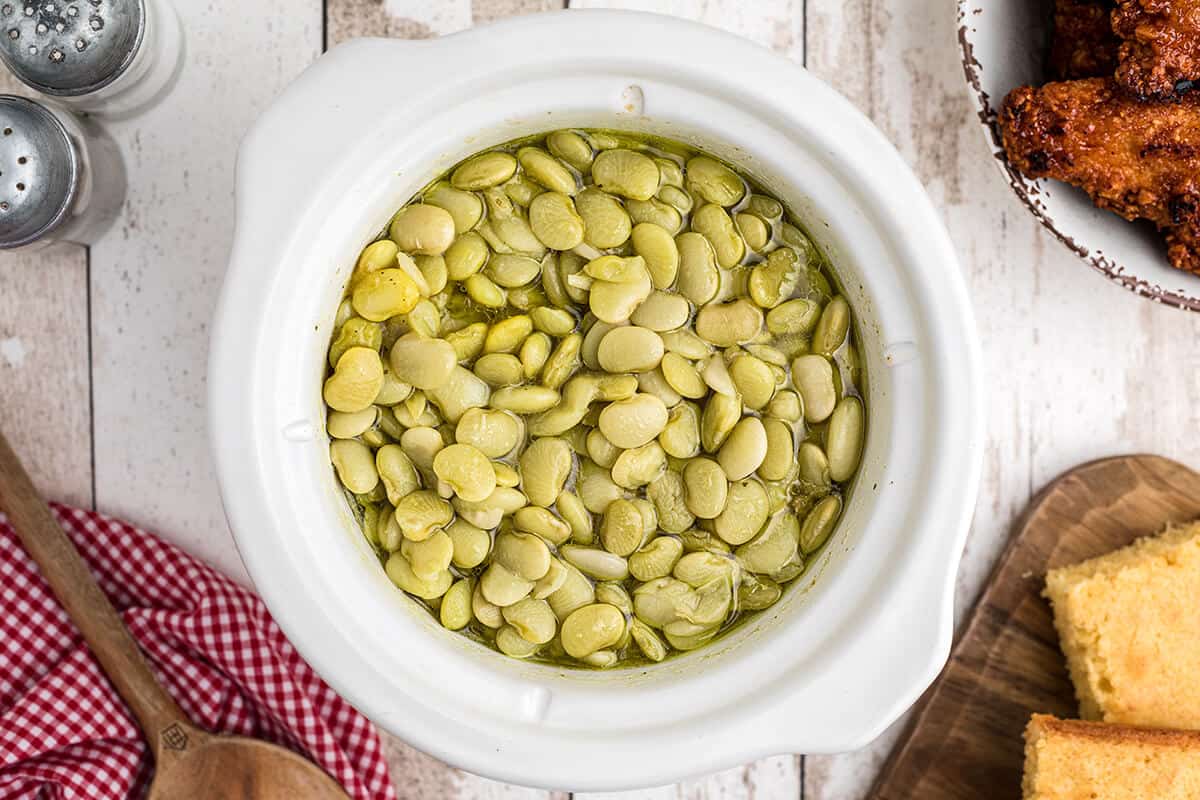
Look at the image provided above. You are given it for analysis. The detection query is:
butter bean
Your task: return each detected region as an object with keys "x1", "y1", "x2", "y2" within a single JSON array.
[
  {"x1": 715, "y1": 479, "x2": 770, "y2": 545},
  {"x1": 433, "y1": 443, "x2": 497, "y2": 502},
  {"x1": 691, "y1": 204, "x2": 744, "y2": 268},
  {"x1": 390, "y1": 334, "x2": 457, "y2": 391},
  {"x1": 598, "y1": 393, "x2": 669, "y2": 449},
  {"x1": 424, "y1": 182, "x2": 483, "y2": 234},
  {"x1": 674, "y1": 232, "x2": 720, "y2": 305},
  {"x1": 597, "y1": 326, "x2": 664, "y2": 373},
  {"x1": 493, "y1": 530, "x2": 552, "y2": 581},
  {"x1": 717, "y1": 417, "x2": 768, "y2": 480},
  {"x1": 813, "y1": 295, "x2": 851, "y2": 356},
  {"x1": 513, "y1": 505, "x2": 572, "y2": 546},
  {"x1": 324, "y1": 348, "x2": 383, "y2": 413},
  {"x1": 577, "y1": 187, "x2": 631, "y2": 249},
  {"x1": 826, "y1": 396, "x2": 864, "y2": 482},
  {"x1": 800, "y1": 495, "x2": 842, "y2": 554},
  {"x1": 729, "y1": 355, "x2": 775, "y2": 410},
  {"x1": 486, "y1": 254, "x2": 542, "y2": 288},
  {"x1": 503, "y1": 597, "x2": 558, "y2": 644},
  {"x1": 385, "y1": 554, "x2": 451, "y2": 599},
  {"x1": 683, "y1": 458, "x2": 728, "y2": 519},
  {"x1": 547, "y1": 130, "x2": 594, "y2": 172},
  {"x1": 518, "y1": 147, "x2": 577, "y2": 195},
  {"x1": 352, "y1": 268, "x2": 421, "y2": 322},
  {"x1": 735, "y1": 213, "x2": 770, "y2": 252},
  {"x1": 630, "y1": 536, "x2": 684, "y2": 582},
  {"x1": 444, "y1": 232, "x2": 489, "y2": 280},
  {"x1": 592, "y1": 149, "x2": 659, "y2": 201},
  {"x1": 694, "y1": 299, "x2": 763, "y2": 347},
  {"x1": 394, "y1": 490, "x2": 453, "y2": 542},
  {"x1": 561, "y1": 603, "x2": 626, "y2": 659},
  {"x1": 631, "y1": 291, "x2": 690, "y2": 332},
  {"x1": 390, "y1": 205, "x2": 456, "y2": 256},
  {"x1": 685, "y1": 156, "x2": 745, "y2": 207},
  {"x1": 601, "y1": 498, "x2": 648, "y2": 556},
  {"x1": 446, "y1": 519, "x2": 491, "y2": 569},
  {"x1": 791, "y1": 354, "x2": 838, "y2": 423},
  {"x1": 659, "y1": 401, "x2": 701, "y2": 459},
  {"x1": 330, "y1": 439, "x2": 378, "y2": 494},
  {"x1": 452, "y1": 151, "x2": 518, "y2": 190},
  {"x1": 439, "y1": 578, "x2": 474, "y2": 630},
  {"x1": 519, "y1": 437, "x2": 573, "y2": 507},
  {"x1": 491, "y1": 385, "x2": 560, "y2": 414},
  {"x1": 560, "y1": 545, "x2": 630, "y2": 582},
  {"x1": 760, "y1": 418, "x2": 795, "y2": 482}
]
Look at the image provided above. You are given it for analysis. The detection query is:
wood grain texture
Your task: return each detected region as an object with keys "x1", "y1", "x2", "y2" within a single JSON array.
[
  {"x1": 804, "y1": 2, "x2": 1200, "y2": 797},
  {"x1": 0, "y1": 74, "x2": 92, "y2": 510},
  {"x1": 0, "y1": 243, "x2": 92, "y2": 509},
  {"x1": 87, "y1": 0, "x2": 323, "y2": 584},
  {"x1": 148, "y1": 734, "x2": 350, "y2": 800},
  {"x1": 0, "y1": 433, "x2": 349, "y2": 800},
  {"x1": 567, "y1": 0, "x2": 803, "y2": 62},
  {"x1": 574, "y1": 756, "x2": 801, "y2": 800},
  {"x1": 4, "y1": 0, "x2": 1195, "y2": 796},
  {"x1": 563, "y1": 3, "x2": 804, "y2": 798},
  {"x1": 0, "y1": 427, "x2": 186, "y2": 745},
  {"x1": 324, "y1": 5, "x2": 569, "y2": 797},
  {"x1": 871, "y1": 455, "x2": 1200, "y2": 799},
  {"x1": 328, "y1": 1, "x2": 802, "y2": 796}
]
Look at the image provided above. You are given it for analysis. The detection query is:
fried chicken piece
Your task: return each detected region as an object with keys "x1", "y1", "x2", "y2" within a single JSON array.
[
  {"x1": 1000, "y1": 77, "x2": 1200, "y2": 273},
  {"x1": 1050, "y1": 0, "x2": 1121, "y2": 80},
  {"x1": 1113, "y1": 0, "x2": 1200, "y2": 99}
]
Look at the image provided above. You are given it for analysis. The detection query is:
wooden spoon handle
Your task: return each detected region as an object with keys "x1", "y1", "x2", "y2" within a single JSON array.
[{"x1": 0, "y1": 429, "x2": 190, "y2": 759}]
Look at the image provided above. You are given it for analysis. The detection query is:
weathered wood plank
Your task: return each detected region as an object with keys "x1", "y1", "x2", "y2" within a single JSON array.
[
  {"x1": 327, "y1": 0, "x2": 562, "y2": 43},
  {"x1": 0, "y1": 70, "x2": 92, "y2": 511},
  {"x1": 473, "y1": 0, "x2": 565, "y2": 25},
  {"x1": 873, "y1": 455, "x2": 1200, "y2": 799},
  {"x1": 88, "y1": 3, "x2": 323, "y2": 579},
  {"x1": 575, "y1": 756, "x2": 801, "y2": 800},
  {"x1": 566, "y1": 2, "x2": 804, "y2": 798},
  {"x1": 568, "y1": 0, "x2": 803, "y2": 62},
  {"x1": 326, "y1": 3, "x2": 567, "y2": 798},
  {"x1": 0, "y1": 243, "x2": 92, "y2": 509},
  {"x1": 803, "y1": 1, "x2": 1200, "y2": 798}
]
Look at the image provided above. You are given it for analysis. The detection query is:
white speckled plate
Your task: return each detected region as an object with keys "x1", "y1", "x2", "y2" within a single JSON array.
[{"x1": 957, "y1": 0, "x2": 1200, "y2": 311}]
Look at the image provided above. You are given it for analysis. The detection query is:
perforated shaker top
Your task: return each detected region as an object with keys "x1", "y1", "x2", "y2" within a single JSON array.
[
  {"x1": 0, "y1": 95, "x2": 78, "y2": 248},
  {"x1": 0, "y1": 0, "x2": 145, "y2": 96}
]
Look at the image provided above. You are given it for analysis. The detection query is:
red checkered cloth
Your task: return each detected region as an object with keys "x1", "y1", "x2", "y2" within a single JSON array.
[{"x1": 0, "y1": 504, "x2": 397, "y2": 800}]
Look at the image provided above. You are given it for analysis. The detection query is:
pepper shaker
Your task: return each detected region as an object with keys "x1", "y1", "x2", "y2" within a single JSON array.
[
  {"x1": 0, "y1": 94, "x2": 124, "y2": 249},
  {"x1": 0, "y1": 0, "x2": 182, "y2": 118}
]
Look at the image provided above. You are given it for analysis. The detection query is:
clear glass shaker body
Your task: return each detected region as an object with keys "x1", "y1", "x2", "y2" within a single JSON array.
[
  {"x1": 0, "y1": 95, "x2": 125, "y2": 250},
  {"x1": 0, "y1": 0, "x2": 182, "y2": 118}
]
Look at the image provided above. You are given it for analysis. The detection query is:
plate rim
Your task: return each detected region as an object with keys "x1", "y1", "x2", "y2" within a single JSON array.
[{"x1": 955, "y1": 0, "x2": 1200, "y2": 313}]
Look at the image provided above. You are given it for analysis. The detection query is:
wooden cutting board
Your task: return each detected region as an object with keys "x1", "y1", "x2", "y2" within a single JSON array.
[{"x1": 869, "y1": 455, "x2": 1200, "y2": 799}]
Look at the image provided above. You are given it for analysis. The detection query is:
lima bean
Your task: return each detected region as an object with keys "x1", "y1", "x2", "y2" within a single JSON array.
[{"x1": 328, "y1": 129, "x2": 864, "y2": 669}]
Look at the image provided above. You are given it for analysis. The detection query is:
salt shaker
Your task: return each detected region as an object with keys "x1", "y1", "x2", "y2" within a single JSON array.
[
  {"x1": 0, "y1": 0, "x2": 182, "y2": 118},
  {"x1": 0, "y1": 94, "x2": 124, "y2": 249}
]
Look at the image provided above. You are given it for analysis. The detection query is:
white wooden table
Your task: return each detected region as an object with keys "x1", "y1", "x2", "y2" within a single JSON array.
[{"x1": 3, "y1": 0, "x2": 1199, "y2": 797}]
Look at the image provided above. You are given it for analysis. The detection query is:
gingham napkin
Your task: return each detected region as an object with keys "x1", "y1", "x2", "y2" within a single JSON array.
[{"x1": 0, "y1": 504, "x2": 397, "y2": 800}]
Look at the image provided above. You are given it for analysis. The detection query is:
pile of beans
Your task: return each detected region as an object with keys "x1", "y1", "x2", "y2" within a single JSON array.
[{"x1": 323, "y1": 130, "x2": 865, "y2": 667}]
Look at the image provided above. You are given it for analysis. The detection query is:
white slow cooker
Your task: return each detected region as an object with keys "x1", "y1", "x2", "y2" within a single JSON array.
[{"x1": 210, "y1": 11, "x2": 983, "y2": 791}]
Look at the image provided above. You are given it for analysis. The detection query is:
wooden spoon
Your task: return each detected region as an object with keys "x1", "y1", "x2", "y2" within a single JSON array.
[{"x1": 0, "y1": 430, "x2": 351, "y2": 799}]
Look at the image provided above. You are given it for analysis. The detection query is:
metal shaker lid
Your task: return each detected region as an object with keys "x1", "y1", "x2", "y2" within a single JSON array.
[
  {"x1": 0, "y1": 95, "x2": 78, "y2": 249},
  {"x1": 0, "y1": 0, "x2": 145, "y2": 97}
]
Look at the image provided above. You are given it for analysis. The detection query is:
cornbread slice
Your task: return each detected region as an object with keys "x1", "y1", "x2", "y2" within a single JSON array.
[
  {"x1": 1044, "y1": 522, "x2": 1200, "y2": 729},
  {"x1": 1023, "y1": 714, "x2": 1200, "y2": 799}
]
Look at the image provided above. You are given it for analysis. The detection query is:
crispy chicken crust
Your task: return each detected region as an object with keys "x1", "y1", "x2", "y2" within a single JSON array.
[
  {"x1": 1000, "y1": 77, "x2": 1200, "y2": 273},
  {"x1": 1114, "y1": 0, "x2": 1200, "y2": 99},
  {"x1": 1051, "y1": 0, "x2": 1121, "y2": 80}
]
